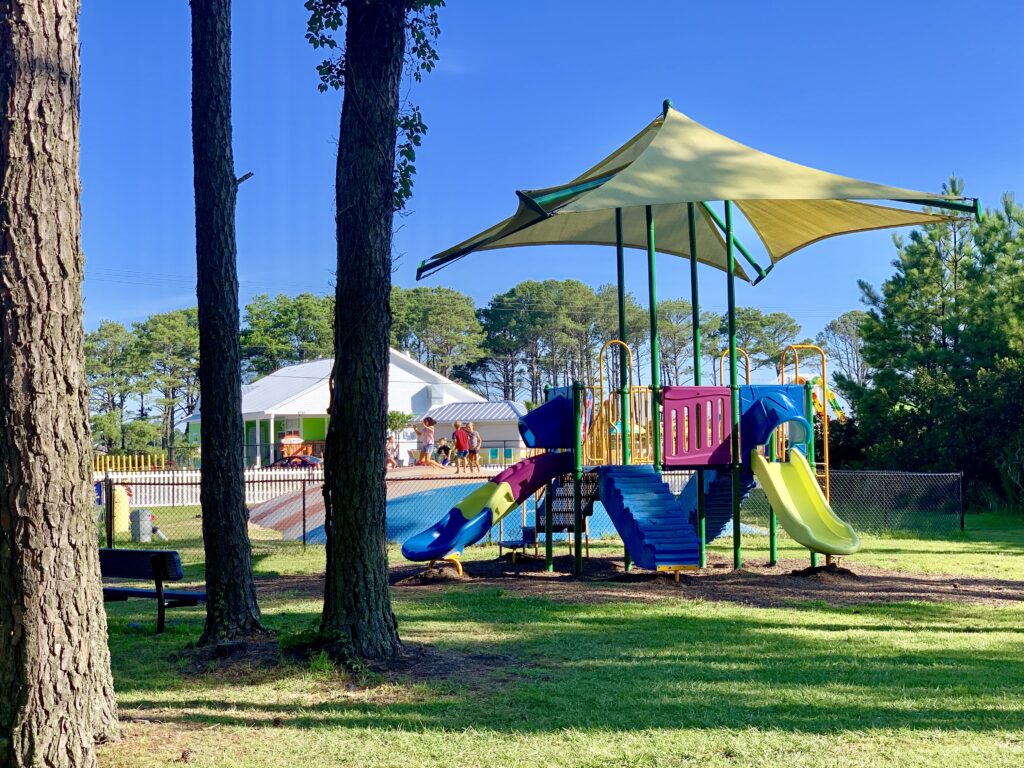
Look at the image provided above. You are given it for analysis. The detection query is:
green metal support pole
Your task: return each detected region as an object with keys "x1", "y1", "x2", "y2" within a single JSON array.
[
  {"x1": 698, "y1": 201, "x2": 770, "y2": 283},
  {"x1": 615, "y1": 208, "x2": 631, "y2": 467},
  {"x1": 892, "y1": 197, "x2": 981, "y2": 218},
  {"x1": 725, "y1": 201, "x2": 742, "y2": 570},
  {"x1": 528, "y1": 173, "x2": 616, "y2": 209},
  {"x1": 646, "y1": 205, "x2": 662, "y2": 470},
  {"x1": 805, "y1": 382, "x2": 818, "y2": 568},
  {"x1": 687, "y1": 207, "x2": 702, "y2": 386},
  {"x1": 544, "y1": 384, "x2": 554, "y2": 572},
  {"x1": 572, "y1": 381, "x2": 584, "y2": 575},
  {"x1": 687, "y1": 202, "x2": 707, "y2": 568},
  {"x1": 768, "y1": 429, "x2": 778, "y2": 566},
  {"x1": 617, "y1": 210, "x2": 632, "y2": 572},
  {"x1": 545, "y1": 484, "x2": 554, "y2": 571}
]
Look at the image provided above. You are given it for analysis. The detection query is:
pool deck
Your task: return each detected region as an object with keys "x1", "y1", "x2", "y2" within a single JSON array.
[{"x1": 387, "y1": 465, "x2": 496, "y2": 481}]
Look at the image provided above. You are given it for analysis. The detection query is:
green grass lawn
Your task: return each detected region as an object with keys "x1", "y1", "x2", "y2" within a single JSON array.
[
  {"x1": 98, "y1": 512, "x2": 1024, "y2": 768},
  {"x1": 715, "y1": 511, "x2": 1024, "y2": 579}
]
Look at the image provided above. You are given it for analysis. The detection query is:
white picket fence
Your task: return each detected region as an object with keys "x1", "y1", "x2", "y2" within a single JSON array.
[{"x1": 94, "y1": 468, "x2": 324, "y2": 508}]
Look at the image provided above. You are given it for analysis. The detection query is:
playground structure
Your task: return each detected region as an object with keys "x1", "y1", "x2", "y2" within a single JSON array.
[
  {"x1": 402, "y1": 359, "x2": 859, "y2": 576},
  {"x1": 402, "y1": 101, "x2": 978, "y2": 575}
]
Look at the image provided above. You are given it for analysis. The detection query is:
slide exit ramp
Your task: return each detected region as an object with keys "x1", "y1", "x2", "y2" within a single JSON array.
[{"x1": 751, "y1": 449, "x2": 860, "y2": 556}]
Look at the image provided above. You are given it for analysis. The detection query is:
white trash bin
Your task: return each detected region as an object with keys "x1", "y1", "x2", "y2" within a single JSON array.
[{"x1": 130, "y1": 509, "x2": 153, "y2": 543}]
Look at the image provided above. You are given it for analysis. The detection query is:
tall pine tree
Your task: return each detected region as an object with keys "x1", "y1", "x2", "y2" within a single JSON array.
[
  {"x1": 307, "y1": 0, "x2": 443, "y2": 662},
  {"x1": 191, "y1": 0, "x2": 263, "y2": 642},
  {"x1": 0, "y1": 2, "x2": 119, "y2": 764}
]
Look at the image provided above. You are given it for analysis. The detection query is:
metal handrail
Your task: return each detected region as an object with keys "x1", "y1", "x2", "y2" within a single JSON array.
[{"x1": 719, "y1": 347, "x2": 752, "y2": 385}]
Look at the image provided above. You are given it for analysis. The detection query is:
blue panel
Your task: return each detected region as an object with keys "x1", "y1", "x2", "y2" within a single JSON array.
[
  {"x1": 518, "y1": 393, "x2": 574, "y2": 449},
  {"x1": 679, "y1": 470, "x2": 757, "y2": 543},
  {"x1": 739, "y1": 384, "x2": 812, "y2": 463}
]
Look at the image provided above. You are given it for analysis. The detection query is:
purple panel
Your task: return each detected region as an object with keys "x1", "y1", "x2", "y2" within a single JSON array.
[
  {"x1": 661, "y1": 386, "x2": 732, "y2": 468},
  {"x1": 492, "y1": 450, "x2": 574, "y2": 503}
]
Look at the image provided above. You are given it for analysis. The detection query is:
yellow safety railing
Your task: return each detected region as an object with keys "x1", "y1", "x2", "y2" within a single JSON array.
[
  {"x1": 780, "y1": 344, "x2": 830, "y2": 499},
  {"x1": 584, "y1": 340, "x2": 655, "y2": 466},
  {"x1": 585, "y1": 385, "x2": 655, "y2": 466},
  {"x1": 719, "y1": 347, "x2": 752, "y2": 385},
  {"x1": 93, "y1": 453, "x2": 166, "y2": 472}
]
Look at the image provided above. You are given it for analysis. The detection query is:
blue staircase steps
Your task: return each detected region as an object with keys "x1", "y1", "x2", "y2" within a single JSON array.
[
  {"x1": 676, "y1": 468, "x2": 757, "y2": 543},
  {"x1": 597, "y1": 465, "x2": 701, "y2": 570}
]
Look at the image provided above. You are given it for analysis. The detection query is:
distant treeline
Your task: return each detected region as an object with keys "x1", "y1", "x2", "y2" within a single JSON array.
[{"x1": 86, "y1": 285, "x2": 858, "y2": 457}]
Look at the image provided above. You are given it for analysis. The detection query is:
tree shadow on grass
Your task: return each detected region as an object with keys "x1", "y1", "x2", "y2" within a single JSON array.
[{"x1": 110, "y1": 587, "x2": 1024, "y2": 737}]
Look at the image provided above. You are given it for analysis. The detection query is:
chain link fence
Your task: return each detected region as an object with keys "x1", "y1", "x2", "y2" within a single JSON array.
[
  {"x1": 95, "y1": 469, "x2": 323, "y2": 563},
  {"x1": 829, "y1": 470, "x2": 963, "y2": 533},
  {"x1": 735, "y1": 470, "x2": 964, "y2": 537},
  {"x1": 96, "y1": 466, "x2": 963, "y2": 565}
]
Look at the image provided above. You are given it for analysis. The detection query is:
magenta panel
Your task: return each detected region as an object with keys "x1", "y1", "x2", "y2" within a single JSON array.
[{"x1": 661, "y1": 386, "x2": 732, "y2": 468}]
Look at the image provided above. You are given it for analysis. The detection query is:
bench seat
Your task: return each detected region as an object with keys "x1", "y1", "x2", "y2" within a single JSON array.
[
  {"x1": 103, "y1": 587, "x2": 206, "y2": 605},
  {"x1": 99, "y1": 548, "x2": 206, "y2": 633}
]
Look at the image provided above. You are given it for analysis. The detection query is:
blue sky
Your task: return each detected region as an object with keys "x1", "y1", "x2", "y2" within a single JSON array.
[{"x1": 80, "y1": 1, "x2": 1022, "y2": 338}]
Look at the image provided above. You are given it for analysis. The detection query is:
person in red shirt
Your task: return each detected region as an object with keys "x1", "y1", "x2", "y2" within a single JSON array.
[{"x1": 452, "y1": 420, "x2": 470, "y2": 474}]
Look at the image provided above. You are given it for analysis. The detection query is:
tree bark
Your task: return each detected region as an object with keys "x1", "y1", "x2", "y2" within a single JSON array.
[
  {"x1": 320, "y1": 0, "x2": 406, "y2": 661},
  {"x1": 191, "y1": 0, "x2": 263, "y2": 643},
  {"x1": 0, "y1": 2, "x2": 120, "y2": 766}
]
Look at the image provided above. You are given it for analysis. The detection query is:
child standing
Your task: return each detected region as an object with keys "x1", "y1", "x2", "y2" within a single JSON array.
[
  {"x1": 466, "y1": 422, "x2": 482, "y2": 474},
  {"x1": 385, "y1": 435, "x2": 398, "y2": 470},
  {"x1": 452, "y1": 420, "x2": 470, "y2": 474}
]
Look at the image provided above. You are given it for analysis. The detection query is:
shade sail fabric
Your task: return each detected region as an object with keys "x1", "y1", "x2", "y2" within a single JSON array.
[
  {"x1": 423, "y1": 198, "x2": 746, "y2": 280},
  {"x1": 556, "y1": 107, "x2": 952, "y2": 211},
  {"x1": 737, "y1": 199, "x2": 948, "y2": 263},
  {"x1": 418, "y1": 105, "x2": 959, "y2": 282}
]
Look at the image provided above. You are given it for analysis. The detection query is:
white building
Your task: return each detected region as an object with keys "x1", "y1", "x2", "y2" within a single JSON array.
[{"x1": 188, "y1": 349, "x2": 484, "y2": 465}]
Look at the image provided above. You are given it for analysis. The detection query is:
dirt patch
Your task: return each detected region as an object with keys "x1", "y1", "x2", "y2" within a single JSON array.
[
  {"x1": 175, "y1": 635, "x2": 281, "y2": 677},
  {"x1": 256, "y1": 574, "x2": 323, "y2": 599},
  {"x1": 367, "y1": 642, "x2": 524, "y2": 687},
  {"x1": 789, "y1": 562, "x2": 860, "y2": 582},
  {"x1": 256, "y1": 551, "x2": 1024, "y2": 611},
  {"x1": 388, "y1": 551, "x2": 1024, "y2": 609},
  {"x1": 393, "y1": 564, "x2": 473, "y2": 586}
]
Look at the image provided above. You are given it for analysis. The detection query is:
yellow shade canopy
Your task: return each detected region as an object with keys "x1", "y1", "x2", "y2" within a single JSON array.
[
  {"x1": 422, "y1": 195, "x2": 745, "y2": 280},
  {"x1": 736, "y1": 199, "x2": 950, "y2": 263},
  {"x1": 417, "y1": 105, "x2": 962, "y2": 282}
]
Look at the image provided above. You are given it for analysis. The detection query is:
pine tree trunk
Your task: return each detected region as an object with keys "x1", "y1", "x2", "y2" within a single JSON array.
[
  {"x1": 320, "y1": 0, "x2": 406, "y2": 661},
  {"x1": 191, "y1": 0, "x2": 263, "y2": 644},
  {"x1": 0, "y1": 2, "x2": 120, "y2": 765},
  {"x1": 503, "y1": 359, "x2": 515, "y2": 400}
]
